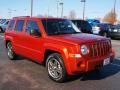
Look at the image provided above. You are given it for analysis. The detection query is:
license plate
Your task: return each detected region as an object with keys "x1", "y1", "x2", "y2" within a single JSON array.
[
  {"x1": 113, "y1": 29, "x2": 118, "y2": 32},
  {"x1": 103, "y1": 58, "x2": 110, "y2": 66}
]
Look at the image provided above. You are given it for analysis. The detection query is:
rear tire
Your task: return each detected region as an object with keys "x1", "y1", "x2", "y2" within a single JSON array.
[
  {"x1": 46, "y1": 53, "x2": 67, "y2": 83},
  {"x1": 7, "y1": 42, "x2": 18, "y2": 60}
]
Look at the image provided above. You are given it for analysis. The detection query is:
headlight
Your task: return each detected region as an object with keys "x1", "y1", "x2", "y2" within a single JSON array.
[{"x1": 81, "y1": 45, "x2": 89, "y2": 55}]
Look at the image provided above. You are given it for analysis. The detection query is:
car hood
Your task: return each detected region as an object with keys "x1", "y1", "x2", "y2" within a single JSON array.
[{"x1": 48, "y1": 33, "x2": 107, "y2": 45}]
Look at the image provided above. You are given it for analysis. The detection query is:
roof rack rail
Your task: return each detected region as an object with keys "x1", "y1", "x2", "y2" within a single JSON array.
[{"x1": 13, "y1": 16, "x2": 30, "y2": 18}]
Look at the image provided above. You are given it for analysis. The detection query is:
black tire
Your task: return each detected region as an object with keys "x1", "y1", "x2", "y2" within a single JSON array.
[
  {"x1": 46, "y1": 53, "x2": 67, "y2": 83},
  {"x1": 6, "y1": 42, "x2": 18, "y2": 60},
  {"x1": 110, "y1": 36, "x2": 115, "y2": 40}
]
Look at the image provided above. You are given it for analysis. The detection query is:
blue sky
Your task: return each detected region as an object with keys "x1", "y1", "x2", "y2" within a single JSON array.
[{"x1": 0, "y1": 0, "x2": 120, "y2": 20}]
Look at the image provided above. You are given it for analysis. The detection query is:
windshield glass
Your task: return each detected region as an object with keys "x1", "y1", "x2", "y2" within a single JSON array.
[
  {"x1": 73, "y1": 20, "x2": 92, "y2": 30},
  {"x1": 42, "y1": 19, "x2": 81, "y2": 35}
]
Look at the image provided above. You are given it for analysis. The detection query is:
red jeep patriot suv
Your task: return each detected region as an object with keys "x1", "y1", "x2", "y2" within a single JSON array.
[{"x1": 4, "y1": 16, "x2": 115, "y2": 82}]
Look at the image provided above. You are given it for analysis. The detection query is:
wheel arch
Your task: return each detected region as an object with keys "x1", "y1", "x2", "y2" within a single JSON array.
[
  {"x1": 5, "y1": 40, "x2": 11, "y2": 48},
  {"x1": 43, "y1": 49, "x2": 61, "y2": 66}
]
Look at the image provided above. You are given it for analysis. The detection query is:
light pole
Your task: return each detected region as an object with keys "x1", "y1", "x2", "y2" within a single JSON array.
[
  {"x1": 56, "y1": 0, "x2": 59, "y2": 18},
  {"x1": 8, "y1": 9, "x2": 12, "y2": 18},
  {"x1": 24, "y1": 9, "x2": 27, "y2": 16},
  {"x1": 31, "y1": 0, "x2": 33, "y2": 17},
  {"x1": 8, "y1": 9, "x2": 16, "y2": 18},
  {"x1": 59, "y1": 2, "x2": 64, "y2": 18},
  {"x1": 81, "y1": 0, "x2": 86, "y2": 20}
]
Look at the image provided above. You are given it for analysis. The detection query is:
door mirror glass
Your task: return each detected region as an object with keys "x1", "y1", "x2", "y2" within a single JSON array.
[
  {"x1": 30, "y1": 29, "x2": 41, "y2": 37},
  {"x1": 26, "y1": 20, "x2": 41, "y2": 37}
]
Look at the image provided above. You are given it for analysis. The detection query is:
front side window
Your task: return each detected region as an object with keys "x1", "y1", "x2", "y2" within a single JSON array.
[
  {"x1": 8, "y1": 20, "x2": 15, "y2": 30},
  {"x1": 42, "y1": 19, "x2": 80, "y2": 35},
  {"x1": 15, "y1": 20, "x2": 25, "y2": 32},
  {"x1": 26, "y1": 20, "x2": 40, "y2": 34}
]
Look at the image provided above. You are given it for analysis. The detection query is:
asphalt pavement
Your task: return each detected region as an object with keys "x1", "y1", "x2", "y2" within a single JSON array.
[{"x1": 0, "y1": 33, "x2": 120, "y2": 90}]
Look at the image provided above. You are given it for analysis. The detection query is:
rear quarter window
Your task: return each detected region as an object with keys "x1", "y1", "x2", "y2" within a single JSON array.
[
  {"x1": 15, "y1": 20, "x2": 25, "y2": 32},
  {"x1": 8, "y1": 20, "x2": 15, "y2": 30}
]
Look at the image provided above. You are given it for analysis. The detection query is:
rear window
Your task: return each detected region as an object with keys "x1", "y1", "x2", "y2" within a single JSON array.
[
  {"x1": 97, "y1": 24, "x2": 112, "y2": 29},
  {"x1": 8, "y1": 20, "x2": 15, "y2": 30},
  {"x1": 15, "y1": 20, "x2": 25, "y2": 32}
]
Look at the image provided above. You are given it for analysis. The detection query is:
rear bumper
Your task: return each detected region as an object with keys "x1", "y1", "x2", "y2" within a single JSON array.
[{"x1": 110, "y1": 32, "x2": 120, "y2": 38}]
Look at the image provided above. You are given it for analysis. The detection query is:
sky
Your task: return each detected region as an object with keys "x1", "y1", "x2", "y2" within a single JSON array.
[{"x1": 0, "y1": 0, "x2": 120, "y2": 20}]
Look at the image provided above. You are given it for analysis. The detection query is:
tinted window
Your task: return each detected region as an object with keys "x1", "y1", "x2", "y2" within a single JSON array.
[
  {"x1": 8, "y1": 20, "x2": 15, "y2": 30},
  {"x1": 116, "y1": 24, "x2": 120, "y2": 28},
  {"x1": 26, "y1": 20, "x2": 40, "y2": 34},
  {"x1": 72, "y1": 20, "x2": 92, "y2": 30},
  {"x1": 42, "y1": 19, "x2": 80, "y2": 35},
  {"x1": 97, "y1": 24, "x2": 113, "y2": 29},
  {"x1": 15, "y1": 20, "x2": 25, "y2": 32}
]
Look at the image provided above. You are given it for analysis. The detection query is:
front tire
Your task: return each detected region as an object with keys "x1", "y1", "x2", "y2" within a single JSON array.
[
  {"x1": 46, "y1": 53, "x2": 67, "y2": 83},
  {"x1": 7, "y1": 42, "x2": 18, "y2": 60}
]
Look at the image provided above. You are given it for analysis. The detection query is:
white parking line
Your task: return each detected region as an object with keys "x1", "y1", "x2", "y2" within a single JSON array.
[
  {"x1": 111, "y1": 63, "x2": 120, "y2": 67},
  {"x1": 0, "y1": 35, "x2": 4, "y2": 38}
]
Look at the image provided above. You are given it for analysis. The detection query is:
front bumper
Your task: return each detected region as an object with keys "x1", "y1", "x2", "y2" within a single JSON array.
[
  {"x1": 67, "y1": 51, "x2": 115, "y2": 75},
  {"x1": 85, "y1": 56, "x2": 114, "y2": 72}
]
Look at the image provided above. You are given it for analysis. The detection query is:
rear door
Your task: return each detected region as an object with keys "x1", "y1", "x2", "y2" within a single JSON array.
[{"x1": 12, "y1": 19, "x2": 26, "y2": 55}]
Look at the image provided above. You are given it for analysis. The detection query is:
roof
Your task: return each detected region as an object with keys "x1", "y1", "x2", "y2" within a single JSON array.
[{"x1": 13, "y1": 16, "x2": 66, "y2": 20}]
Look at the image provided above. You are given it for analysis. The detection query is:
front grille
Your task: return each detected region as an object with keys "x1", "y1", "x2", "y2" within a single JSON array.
[{"x1": 89, "y1": 41, "x2": 111, "y2": 57}]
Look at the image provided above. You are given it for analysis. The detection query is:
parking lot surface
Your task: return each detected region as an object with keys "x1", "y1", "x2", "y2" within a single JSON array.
[{"x1": 0, "y1": 33, "x2": 120, "y2": 90}]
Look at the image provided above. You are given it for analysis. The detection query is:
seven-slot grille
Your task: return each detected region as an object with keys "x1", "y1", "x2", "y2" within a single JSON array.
[{"x1": 89, "y1": 40, "x2": 111, "y2": 57}]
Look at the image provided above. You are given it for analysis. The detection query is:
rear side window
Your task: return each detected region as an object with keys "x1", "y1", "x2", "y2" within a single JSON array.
[
  {"x1": 15, "y1": 20, "x2": 25, "y2": 32},
  {"x1": 25, "y1": 20, "x2": 40, "y2": 34},
  {"x1": 8, "y1": 20, "x2": 15, "y2": 30}
]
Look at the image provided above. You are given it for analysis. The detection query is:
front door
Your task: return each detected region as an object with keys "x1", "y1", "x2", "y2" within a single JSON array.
[{"x1": 21, "y1": 20, "x2": 44, "y2": 62}]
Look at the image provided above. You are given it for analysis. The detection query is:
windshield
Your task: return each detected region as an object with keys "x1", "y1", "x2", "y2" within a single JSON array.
[
  {"x1": 72, "y1": 20, "x2": 92, "y2": 30},
  {"x1": 42, "y1": 19, "x2": 81, "y2": 35}
]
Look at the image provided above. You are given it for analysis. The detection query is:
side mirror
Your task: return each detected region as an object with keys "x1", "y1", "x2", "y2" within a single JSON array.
[{"x1": 30, "y1": 29, "x2": 41, "y2": 37}]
